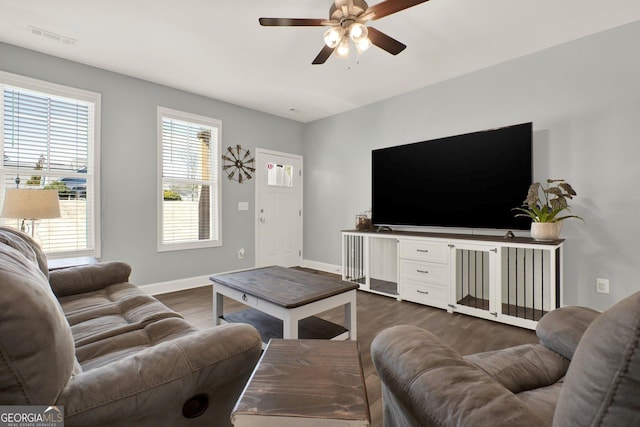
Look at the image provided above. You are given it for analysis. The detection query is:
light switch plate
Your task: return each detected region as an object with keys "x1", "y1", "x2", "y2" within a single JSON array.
[{"x1": 238, "y1": 202, "x2": 249, "y2": 211}]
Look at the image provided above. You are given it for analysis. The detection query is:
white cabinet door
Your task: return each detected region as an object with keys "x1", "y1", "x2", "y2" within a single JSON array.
[{"x1": 448, "y1": 242, "x2": 498, "y2": 321}]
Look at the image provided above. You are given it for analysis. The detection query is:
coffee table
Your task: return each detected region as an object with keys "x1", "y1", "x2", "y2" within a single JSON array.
[
  {"x1": 210, "y1": 266, "x2": 358, "y2": 346},
  {"x1": 231, "y1": 339, "x2": 370, "y2": 427}
]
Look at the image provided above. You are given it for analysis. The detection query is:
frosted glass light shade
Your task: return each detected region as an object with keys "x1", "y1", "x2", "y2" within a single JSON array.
[
  {"x1": 356, "y1": 37, "x2": 372, "y2": 53},
  {"x1": 336, "y1": 37, "x2": 350, "y2": 57},
  {"x1": 1, "y1": 189, "x2": 61, "y2": 220},
  {"x1": 349, "y1": 23, "x2": 368, "y2": 43},
  {"x1": 324, "y1": 27, "x2": 344, "y2": 48}
]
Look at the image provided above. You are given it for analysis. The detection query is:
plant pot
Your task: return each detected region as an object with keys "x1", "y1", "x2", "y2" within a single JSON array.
[{"x1": 531, "y1": 222, "x2": 563, "y2": 241}]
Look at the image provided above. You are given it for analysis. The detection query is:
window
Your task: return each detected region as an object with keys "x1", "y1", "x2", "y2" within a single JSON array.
[
  {"x1": 158, "y1": 107, "x2": 221, "y2": 251},
  {"x1": 267, "y1": 162, "x2": 294, "y2": 187},
  {"x1": 0, "y1": 71, "x2": 100, "y2": 258}
]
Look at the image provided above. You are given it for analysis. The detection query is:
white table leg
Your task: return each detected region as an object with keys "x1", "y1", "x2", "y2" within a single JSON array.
[
  {"x1": 344, "y1": 292, "x2": 357, "y2": 340},
  {"x1": 283, "y1": 312, "x2": 299, "y2": 339},
  {"x1": 213, "y1": 289, "x2": 224, "y2": 326}
]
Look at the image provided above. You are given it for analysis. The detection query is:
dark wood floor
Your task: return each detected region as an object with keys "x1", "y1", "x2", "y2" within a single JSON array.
[{"x1": 156, "y1": 270, "x2": 538, "y2": 427}]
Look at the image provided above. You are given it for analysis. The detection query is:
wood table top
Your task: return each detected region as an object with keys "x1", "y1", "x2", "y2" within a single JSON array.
[
  {"x1": 232, "y1": 339, "x2": 370, "y2": 424},
  {"x1": 210, "y1": 266, "x2": 358, "y2": 308}
]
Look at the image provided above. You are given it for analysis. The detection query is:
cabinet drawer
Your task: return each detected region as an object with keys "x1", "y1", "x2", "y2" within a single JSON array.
[
  {"x1": 219, "y1": 286, "x2": 260, "y2": 308},
  {"x1": 399, "y1": 240, "x2": 448, "y2": 263},
  {"x1": 402, "y1": 279, "x2": 449, "y2": 306},
  {"x1": 400, "y1": 259, "x2": 448, "y2": 285}
]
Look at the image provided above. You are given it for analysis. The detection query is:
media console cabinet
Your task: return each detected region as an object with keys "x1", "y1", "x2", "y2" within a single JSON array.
[{"x1": 342, "y1": 230, "x2": 563, "y2": 329}]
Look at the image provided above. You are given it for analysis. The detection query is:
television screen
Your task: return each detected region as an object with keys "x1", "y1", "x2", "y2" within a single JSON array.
[{"x1": 372, "y1": 122, "x2": 532, "y2": 230}]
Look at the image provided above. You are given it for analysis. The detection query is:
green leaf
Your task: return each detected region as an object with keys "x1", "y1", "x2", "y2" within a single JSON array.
[
  {"x1": 550, "y1": 198, "x2": 568, "y2": 211},
  {"x1": 546, "y1": 187, "x2": 563, "y2": 196},
  {"x1": 524, "y1": 183, "x2": 541, "y2": 207},
  {"x1": 558, "y1": 182, "x2": 577, "y2": 196}
]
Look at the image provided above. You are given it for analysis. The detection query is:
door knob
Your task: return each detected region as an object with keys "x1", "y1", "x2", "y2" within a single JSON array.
[{"x1": 260, "y1": 217, "x2": 266, "y2": 223}]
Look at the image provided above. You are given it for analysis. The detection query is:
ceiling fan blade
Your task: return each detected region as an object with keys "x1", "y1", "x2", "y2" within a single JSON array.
[
  {"x1": 312, "y1": 45, "x2": 335, "y2": 65},
  {"x1": 368, "y1": 0, "x2": 430, "y2": 21},
  {"x1": 259, "y1": 17, "x2": 326, "y2": 26},
  {"x1": 368, "y1": 27, "x2": 406, "y2": 55}
]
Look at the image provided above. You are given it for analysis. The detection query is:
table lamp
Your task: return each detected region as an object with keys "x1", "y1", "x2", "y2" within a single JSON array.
[{"x1": 0, "y1": 189, "x2": 61, "y2": 237}]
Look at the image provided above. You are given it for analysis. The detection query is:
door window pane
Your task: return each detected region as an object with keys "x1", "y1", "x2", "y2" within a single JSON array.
[{"x1": 267, "y1": 163, "x2": 293, "y2": 187}]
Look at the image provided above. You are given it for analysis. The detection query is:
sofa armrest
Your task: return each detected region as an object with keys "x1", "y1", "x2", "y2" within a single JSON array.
[
  {"x1": 536, "y1": 305, "x2": 600, "y2": 360},
  {"x1": 464, "y1": 343, "x2": 569, "y2": 394},
  {"x1": 49, "y1": 261, "x2": 132, "y2": 297},
  {"x1": 58, "y1": 323, "x2": 262, "y2": 427},
  {"x1": 371, "y1": 325, "x2": 549, "y2": 427}
]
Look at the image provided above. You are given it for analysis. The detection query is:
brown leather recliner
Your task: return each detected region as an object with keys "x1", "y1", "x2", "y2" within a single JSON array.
[
  {"x1": 0, "y1": 227, "x2": 262, "y2": 426},
  {"x1": 371, "y1": 291, "x2": 640, "y2": 426}
]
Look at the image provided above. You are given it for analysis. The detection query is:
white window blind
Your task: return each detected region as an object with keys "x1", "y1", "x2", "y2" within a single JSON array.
[
  {"x1": 0, "y1": 72, "x2": 100, "y2": 257},
  {"x1": 158, "y1": 107, "x2": 221, "y2": 251}
]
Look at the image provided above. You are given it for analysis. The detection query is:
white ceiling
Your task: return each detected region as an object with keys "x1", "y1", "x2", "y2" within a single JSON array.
[{"x1": 1, "y1": 0, "x2": 640, "y2": 123}]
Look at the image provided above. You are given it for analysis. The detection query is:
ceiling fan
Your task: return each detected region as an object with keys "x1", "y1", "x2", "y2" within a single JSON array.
[{"x1": 259, "y1": 0, "x2": 430, "y2": 64}]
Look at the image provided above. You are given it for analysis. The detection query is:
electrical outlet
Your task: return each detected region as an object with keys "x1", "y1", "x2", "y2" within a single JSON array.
[
  {"x1": 238, "y1": 248, "x2": 245, "y2": 260},
  {"x1": 596, "y1": 278, "x2": 610, "y2": 294}
]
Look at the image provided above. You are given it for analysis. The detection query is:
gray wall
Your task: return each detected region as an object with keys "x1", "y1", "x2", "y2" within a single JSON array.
[
  {"x1": 303, "y1": 21, "x2": 640, "y2": 310},
  {"x1": 3, "y1": 20, "x2": 640, "y2": 310},
  {"x1": 0, "y1": 42, "x2": 305, "y2": 285}
]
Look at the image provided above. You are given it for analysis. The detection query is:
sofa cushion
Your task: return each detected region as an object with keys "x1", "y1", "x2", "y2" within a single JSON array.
[
  {"x1": 0, "y1": 242, "x2": 75, "y2": 404},
  {"x1": 76, "y1": 317, "x2": 199, "y2": 371},
  {"x1": 553, "y1": 291, "x2": 640, "y2": 427},
  {"x1": 58, "y1": 282, "x2": 183, "y2": 353},
  {"x1": 536, "y1": 305, "x2": 600, "y2": 360},
  {"x1": 0, "y1": 227, "x2": 48, "y2": 277},
  {"x1": 49, "y1": 261, "x2": 132, "y2": 297}
]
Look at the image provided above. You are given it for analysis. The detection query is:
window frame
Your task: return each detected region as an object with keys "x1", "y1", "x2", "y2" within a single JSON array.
[
  {"x1": 0, "y1": 71, "x2": 101, "y2": 259},
  {"x1": 157, "y1": 106, "x2": 222, "y2": 252}
]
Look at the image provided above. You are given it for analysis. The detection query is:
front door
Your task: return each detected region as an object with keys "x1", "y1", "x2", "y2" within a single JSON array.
[{"x1": 255, "y1": 149, "x2": 303, "y2": 267}]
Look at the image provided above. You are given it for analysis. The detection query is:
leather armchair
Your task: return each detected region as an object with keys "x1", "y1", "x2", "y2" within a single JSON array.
[{"x1": 372, "y1": 292, "x2": 640, "y2": 426}]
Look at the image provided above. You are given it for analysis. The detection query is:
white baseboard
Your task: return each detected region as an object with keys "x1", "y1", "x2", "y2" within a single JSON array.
[
  {"x1": 139, "y1": 274, "x2": 211, "y2": 296},
  {"x1": 301, "y1": 259, "x2": 342, "y2": 276},
  {"x1": 140, "y1": 261, "x2": 343, "y2": 296}
]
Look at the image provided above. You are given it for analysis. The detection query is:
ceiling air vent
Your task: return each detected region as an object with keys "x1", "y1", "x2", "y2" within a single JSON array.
[{"x1": 27, "y1": 25, "x2": 76, "y2": 45}]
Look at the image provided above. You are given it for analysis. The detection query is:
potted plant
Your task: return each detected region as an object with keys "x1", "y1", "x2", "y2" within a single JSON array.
[{"x1": 513, "y1": 179, "x2": 583, "y2": 241}]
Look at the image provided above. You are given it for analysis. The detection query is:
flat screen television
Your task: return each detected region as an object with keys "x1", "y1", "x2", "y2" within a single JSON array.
[{"x1": 371, "y1": 122, "x2": 532, "y2": 230}]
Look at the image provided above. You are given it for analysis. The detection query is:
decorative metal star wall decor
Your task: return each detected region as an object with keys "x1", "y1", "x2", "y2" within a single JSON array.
[{"x1": 222, "y1": 145, "x2": 255, "y2": 183}]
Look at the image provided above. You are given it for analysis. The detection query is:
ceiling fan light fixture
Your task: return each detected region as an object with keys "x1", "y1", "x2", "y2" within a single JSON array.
[
  {"x1": 336, "y1": 37, "x2": 350, "y2": 57},
  {"x1": 349, "y1": 22, "x2": 368, "y2": 43},
  {"x1": 323, "y1": 26, "x2": 344, "y2": 48},
  {"x1": 260, "y1": 0, "x2": 430, "y2": 65}
]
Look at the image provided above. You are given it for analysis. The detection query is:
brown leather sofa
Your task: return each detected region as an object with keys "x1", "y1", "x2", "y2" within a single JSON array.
[
  {"x1": 0, "y1": 227, "x2": 262, "y2": 426},
  {"x1": 372, "y1": 291, "x2": 640, "y2": 427}
]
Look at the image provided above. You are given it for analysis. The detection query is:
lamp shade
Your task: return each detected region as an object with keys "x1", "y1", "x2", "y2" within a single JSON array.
[{"x1": 1, "y1": 189, "x2": 61, "y2": 220}]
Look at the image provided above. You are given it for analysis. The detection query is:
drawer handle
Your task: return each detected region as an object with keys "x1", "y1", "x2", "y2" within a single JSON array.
[
  {"x1": 416, "y1": 269, "x2": 429, "y2": 274},
  {"x1": 242, "y1": 293, "x2": 248, "y2": 302},
  {"x1": 417, "y1": 290, "x2": 429, "y2": 295},
  {"x1": 416, "y1": 249, "x2": 429, "y2": 253}
]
